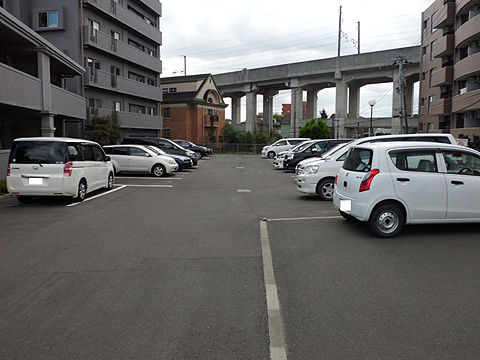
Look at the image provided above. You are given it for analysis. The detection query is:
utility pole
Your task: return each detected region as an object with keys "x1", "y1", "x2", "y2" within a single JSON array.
[
  {"x1": 181, "y1": 55, "x2": 186, "y2": 76},
  {"x1": 338, "y1": 6, "x2": 342, "y2": 58},
  {"x1": 391, "y1": 55, "x2": 408, "y2": 134},
  {"x1": 357, "y1": 21, "x2": 360, "y2": 54}
]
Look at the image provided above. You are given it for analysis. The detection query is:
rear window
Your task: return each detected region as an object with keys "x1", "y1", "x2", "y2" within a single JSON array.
[
  {"x1": 343, "y1": 148, "x2": 373, "y2": 172},
  {"x1": 9, "y1": 141, "x2": 67, "y2": 164}
]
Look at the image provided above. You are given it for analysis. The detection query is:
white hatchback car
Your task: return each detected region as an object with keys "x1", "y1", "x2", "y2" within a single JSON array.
[
  {"x1": 262, "y1": 138, "x2": 310, "y2": 159},
  {"x1": 7, "y1": 137, "x2": 114, "y2": 203},
  {"x1": 104, "y1": 145, "x2": 178, "y2": 177},
  {"x1": 296, "y1": 133, "x2": 457, "y2": 201},
  {"x1": 333, "y1": 142, "x2": 480, "y2": 238}
]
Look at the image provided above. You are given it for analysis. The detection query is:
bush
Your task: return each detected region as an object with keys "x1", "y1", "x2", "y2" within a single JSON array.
[{"x1": 0, "y1": 179, "x2": 7, "y2": 196}]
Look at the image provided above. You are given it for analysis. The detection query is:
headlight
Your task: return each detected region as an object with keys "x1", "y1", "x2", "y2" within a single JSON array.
[
  {"x1": 287, "y1": 154, "x2": 294, "y2": 159},
  {"x1": 186, "y1": 150, "x2": 195, "y2": 157},
  {"x1": 167, "y1": 159, "x2": 176, "y2": 165},
  {"x1": 304, "y1": 165, "x2": 319, "y2": 175}
]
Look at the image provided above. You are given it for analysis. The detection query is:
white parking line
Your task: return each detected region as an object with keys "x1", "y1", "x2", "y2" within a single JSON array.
[
  {"x1": 115, "y1": 176, "x2": 183, "y2": 180},
  {"x1": 267, "y1": 215, "x2": 342, "y2": 222},
  {"x1": 67, "y1": 185, "x2": 127, "y2": 207},
  {"x1": 115, "y1": 184, "x2": 173, "y2": 188},
  {"x1": 260, "y1": 220, "x2": 288, "y2": 360}
]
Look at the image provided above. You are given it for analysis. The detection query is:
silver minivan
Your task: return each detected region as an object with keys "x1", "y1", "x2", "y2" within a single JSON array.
[{"x1": 7, "y1": 137, "x2": 114, "y2": 203}]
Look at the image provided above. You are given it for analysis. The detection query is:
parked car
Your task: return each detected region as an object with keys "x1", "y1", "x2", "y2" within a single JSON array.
[
  {"x1": 121, "y1": 137, "x2": 197, "y2": 165},
  {"x1": 262, "y1": 138, "x2": 310, "y2": 159},
  {"x1": 273, "y1": 142, "x2": 309, "y2": 170},
  {"x1": 104, "y1": 145, "x2": 178, "y2": 177},
  {"x1": 172, "y1": 140, "x2": 212, "y2": 159},
  {"x1": 333, "y1": 142, "x2": 480, "y2": 238},
  {"x1": 7, "y1": 137, "x2": 114, "y2": 203},
  {"x1": 296, "y1": 133, "x2": 458, "y2": 201},
  {"x1": 283, "y1": 139, "x2": 351, "y2": 170},
  {"x1": 143, "y1": 145, "x2": 193, "y2": 171}
]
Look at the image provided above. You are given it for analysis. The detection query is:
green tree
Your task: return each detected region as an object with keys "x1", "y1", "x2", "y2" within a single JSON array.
[
  {"x1": 299, "y1": 118, "x2": 330, "y2": 139},
  {"x1": 84, "y1": 112, "x2": 122, "y2": 146},
  {"x1": 223, "y1": 122, "x2": 241, "y2": 143},
  {"x1": 319, "y1": 108, "x2": 328, "y2": 120},
  {"x1": 273, "y1": 113, "x2": 285, "y2": 122}
]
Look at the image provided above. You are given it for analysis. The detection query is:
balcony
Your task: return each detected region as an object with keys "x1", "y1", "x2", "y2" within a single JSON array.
[
  {"x1": 431, "y1": 66, "x2": 453, "y2": 87},
  {"x1": 84, "y1": 68, "x2": 163, "y2": 101},
  {"x1": 83, "y1": 26, "x2": 162, "y2": 73},
  {"x1": 433, "y1": 1, "x2": 455, "y2": 28},
  {"x1": 138, "y1": 0, "x2": 162, "y2": 16},
  {"x1": 0, "y1": 62, "x2": 86, "y2": 119},
  {"x1": 432, "y1": 34, "x2": 454, "y2": 58},
  {"x1": 455, "y1": 13, "x2": 480, "y2": 48},
  {"x1": 454, "y1": 52, "x2": 480, "y2": 81},
  {"x1": 86, "y1": 107, "x2": 163, "y2": 130},
  {"x1": 83, "y1": 0, "x2": 162, "y2": 44},
  {"x1": 452, "y1": 88, "x2": 480, "y2": 112},
  {"x1": 456, "y1": 0, "x2": 480, "y2": 16},
  {"x1": 429, "y1": 98, "x2": 452, "y2": 115}
]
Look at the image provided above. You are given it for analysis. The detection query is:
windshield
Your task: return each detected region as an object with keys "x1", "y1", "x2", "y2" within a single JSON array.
[
  {"x1": 293, "y1": 141, "x2": 314, "y2": 153},
  {"x1": 320, "y1": 141, "x2": 352, "y2": 159},
  {"x1": 145, "y1": 145, "x2": 166, "y2": 155},
  {"x1": 10, "y1": 141, "x2": 67, "y2": 164}
]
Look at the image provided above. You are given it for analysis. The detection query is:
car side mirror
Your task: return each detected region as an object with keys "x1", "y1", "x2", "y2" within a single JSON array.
[
  {"x1": 312, "y1": 148, "x2": 318, "y2": 153},
  {"x1": 105, "y1": 156, "x2": 111, "y2": 162}
]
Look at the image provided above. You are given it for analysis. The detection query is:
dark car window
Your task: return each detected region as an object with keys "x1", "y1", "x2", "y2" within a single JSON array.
[
  {"x1": 129, "y1": 147, "x2": 149, "y2": 157},
  {"x1": 344, "y1": 148, "x2": 373, "y2": 172},
  {"x1": 389, "y1": 150, "x2": 437, "y2": 172},
  {"x1": 67, "y1": 143, "x2": 83, "y2": 161},
  {"x1": 289, "y1": 140, "x2": 303, "y2": 145},
  {"x1": 10, "y1": 141, "x2": 67, "y2": 164},
  {"x1": 93, "y1": 145, "x2": 106, "y2": 161},
  {"x1": 157, "y1": 140, "x2": 174, "y2": 149},
  {"x1": 82, "y1": 145, "x2": 95, "y2": 161}
]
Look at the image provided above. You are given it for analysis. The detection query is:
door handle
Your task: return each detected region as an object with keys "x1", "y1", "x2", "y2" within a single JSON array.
[
  {"x1": 397, "y1": 178, "x2": 410, "y2": 182},
  {"x1": 451, "y1": 181, "x2": 464, "y2": 185}
]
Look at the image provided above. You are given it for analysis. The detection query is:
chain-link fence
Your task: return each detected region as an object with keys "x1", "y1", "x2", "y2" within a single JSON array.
[{"x1": 199, "y1": 143, "x2": 268, "y2": 155}]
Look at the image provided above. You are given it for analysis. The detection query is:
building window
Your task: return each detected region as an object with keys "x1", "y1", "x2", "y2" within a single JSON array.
[
  {"x1": 88, "y1": 98, "x2": 101, "y2": 108},
  {"x1": 169, "y1": 88, "x2": 177, "y2": 93},
  {"x1": 113, "y1": 101, "x2": 121, "y2": 111},
  {"x1": 164, "y1": 108, "x2": 171, "y2": 117},
  {"x1": 429, "y1": 67, "x2": 437, "y2": 87},
  {"x1": 164, "y1": 129, "x2": 171, "y2": 139},
  {"x1": 38, "y1": 11, "x2": 58, "y2": 28},
  {"x1": 147, "y1": 78, "x2": 156, "y2": 86},
  {"x1": 207, "y1": 109, "x2": 213, "y2": 115},
  {"x1": 162, "y1": 88, "x2": 168, "y2": 93},
  {"x1": 427, "y1": 123, "x2": 434, "y2": 132}
]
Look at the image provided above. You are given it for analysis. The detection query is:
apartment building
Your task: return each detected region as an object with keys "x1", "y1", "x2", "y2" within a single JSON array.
[
  {"x1": 0, "y1": 6, "x2": 86, "y2": 149},
  {"x1": 420, "y1": 0, "x2": 480, "y2": 138},
  {"x1": 161, "y1": 74, "x2": 227, "y2": 144},
  {"x1": 2, "y1": 0, "x2": 163, "y2": 139}
]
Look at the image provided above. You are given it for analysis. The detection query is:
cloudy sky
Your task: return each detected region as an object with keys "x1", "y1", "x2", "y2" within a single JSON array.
[{"x1": 160, "y1": 0, "x2": 434, "y2": 120}]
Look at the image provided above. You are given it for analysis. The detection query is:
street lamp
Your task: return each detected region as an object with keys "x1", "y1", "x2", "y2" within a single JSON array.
[{"x1": 368, "y1": 99, "x2": 376, "y2": 136}]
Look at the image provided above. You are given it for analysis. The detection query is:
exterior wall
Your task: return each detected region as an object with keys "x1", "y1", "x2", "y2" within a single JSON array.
[{"x1": 419, "y1": 0, "x2": 480, "y2": 138}]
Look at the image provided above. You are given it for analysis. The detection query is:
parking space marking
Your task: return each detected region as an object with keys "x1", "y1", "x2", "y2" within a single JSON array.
[
  {"x1": 266, "y1": 215, "x2": 342, "y2": 222},
  {"x1": 260, "y1": 220, "x2": 288, "y2": 360},
  {"x1": 67, "y1": 185, "x2": 127, "y2": 207},
  {"x1": 115, "y1": 176, "x2": 183, "y2": 180},
  {"x1": 114, "y1": 184, "x2": 173, "y2": 188}
]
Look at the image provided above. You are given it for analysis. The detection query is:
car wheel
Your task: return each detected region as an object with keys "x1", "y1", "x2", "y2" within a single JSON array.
[
  {"x1": 17, "y1": 196, "x2": 33, "y2": 204},
  {"x1": 194, "y1": 151, "x2": 202, "y2": 160},
  {"x1": 317, "y1": 179, "x2": 334, "y2": 201},
  {"x1": 368, "y1": 203, "x2": 404, "y2": 238},
  {"x1": 267, "y1": 151, "x2": 276, "y2": 159},
  {"x1": 107, "y1": 172, "x2": 114, "y2": 190},
  {"x1": 152, "y1": 164, "x2": 166, "y2": 177},
  {"x1": 75, "y1": 180, "x2": 87, "y2": 202}
]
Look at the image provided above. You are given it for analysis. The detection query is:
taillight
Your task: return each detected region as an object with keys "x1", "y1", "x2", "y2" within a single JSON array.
[
  {"x1": 64, "y1": 162, "x2": 73, "y2": 177},
  {"x1": 335, "y1": 174, "x2": 338, "y2": 185},
  {"x1": 7, "y1": 164, "x2": 10, "y2": 176},
  {"x1": 359, "y1": 169, "x2": 380, "y2": 192}
]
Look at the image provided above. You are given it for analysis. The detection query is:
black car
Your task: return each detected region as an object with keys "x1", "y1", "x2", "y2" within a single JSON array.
[
  {"x1": 121, "y1": 137, "x2": 197, "y2": 165},
  {"x1": 173, "y1": 140, "x2": 212, "y2": 159},
  {"x1": 283, "y1": 139, "x2": 351, "y2": 170}
]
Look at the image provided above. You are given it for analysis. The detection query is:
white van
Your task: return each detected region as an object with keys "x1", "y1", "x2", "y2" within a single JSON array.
[
  {"x1": 296, "y1": 133, "x2": 458, "y2": 200},
  {"x1": 7, "y1": 137, "x2": 114, "y2": 203}
]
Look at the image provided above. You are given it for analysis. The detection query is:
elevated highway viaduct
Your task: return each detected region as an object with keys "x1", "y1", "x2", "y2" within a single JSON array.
[{"x1": 213, "y1": 46, "x2": 420, "y2": 138}]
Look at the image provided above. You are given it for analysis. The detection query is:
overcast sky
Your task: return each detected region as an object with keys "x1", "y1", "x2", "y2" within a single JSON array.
[{"x1": 160, "y1": 0, "x2": 434, "y2": 120}]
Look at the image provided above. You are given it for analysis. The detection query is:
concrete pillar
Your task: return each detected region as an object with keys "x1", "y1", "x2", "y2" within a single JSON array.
[
  {"x1": 405, "y1": 78, "x2": 415, "y2": 131},
  {"x1": 262, "y1": 91, "x2": 277, "y2": 136},
  {"x1": 335, "y1": 80, "x2": 348, "y2": 138},
  {"x1": 41, "y1": 114, "x2": 56, "y2": 137},
  {"x1": 38, "y1": 51, "x2": 56, "y2": 136},
  {"x1": 391, "y1": 67, "x2": 402, "y2": 134},
  {"x1": 306, "y1": 90, "x2": 318, "y2": 120},
  {"x1": 245, "y1": 91, "x2": 257, "y2": 133},
  {"x1": 291, "y1": 88, "x2": 303, "y2": 137},
  {"x1": 348, "y1": 84, "x2": 360, "y2": 119},
  {"x1": 231, "y1": 95, "x2": 242, "y2": 125}
]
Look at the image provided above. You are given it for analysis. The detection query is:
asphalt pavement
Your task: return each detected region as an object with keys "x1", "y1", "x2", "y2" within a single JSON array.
[{"x1": 1, "y1": 155, "x2": 480, "y2": 359}]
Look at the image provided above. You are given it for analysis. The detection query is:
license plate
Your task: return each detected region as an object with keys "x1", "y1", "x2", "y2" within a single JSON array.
[
  {"x1": 29, "y1": 178, "x2": 43, "y2": 185},
  {"x1": 340, "y1": 199, "x2": 351, "y2": 213}
]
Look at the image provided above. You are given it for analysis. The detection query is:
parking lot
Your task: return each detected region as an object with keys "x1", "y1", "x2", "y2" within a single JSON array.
[{"x1": 1, "y1": 154, "x2": 480, "y2": 359}]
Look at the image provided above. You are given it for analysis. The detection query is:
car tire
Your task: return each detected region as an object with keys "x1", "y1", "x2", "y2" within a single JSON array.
[
  {"x1": 267, "y1": 151, "x2": 276, "y2": 159},
  {"x1": 194, "y1": 151, "x2": 202, "y2": 160},
  {"x1": 317, "y1": 178, "x2": 334, "y2": 201},
  {"x1": 152, "y1": 164, "x2": 166, "y2": 177},
  {"x1": 17, "y1": 196, "x2": 33, "y2": 204},
  {"x1": 107, "y1": 172, "x2": 114, "y2": 190},
  {"x1": 368, "y1": 203, "x2": 404, "y2": 238},
  {"x1": 75, "y1": 180, "x2": 87, "y2": 202}
]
